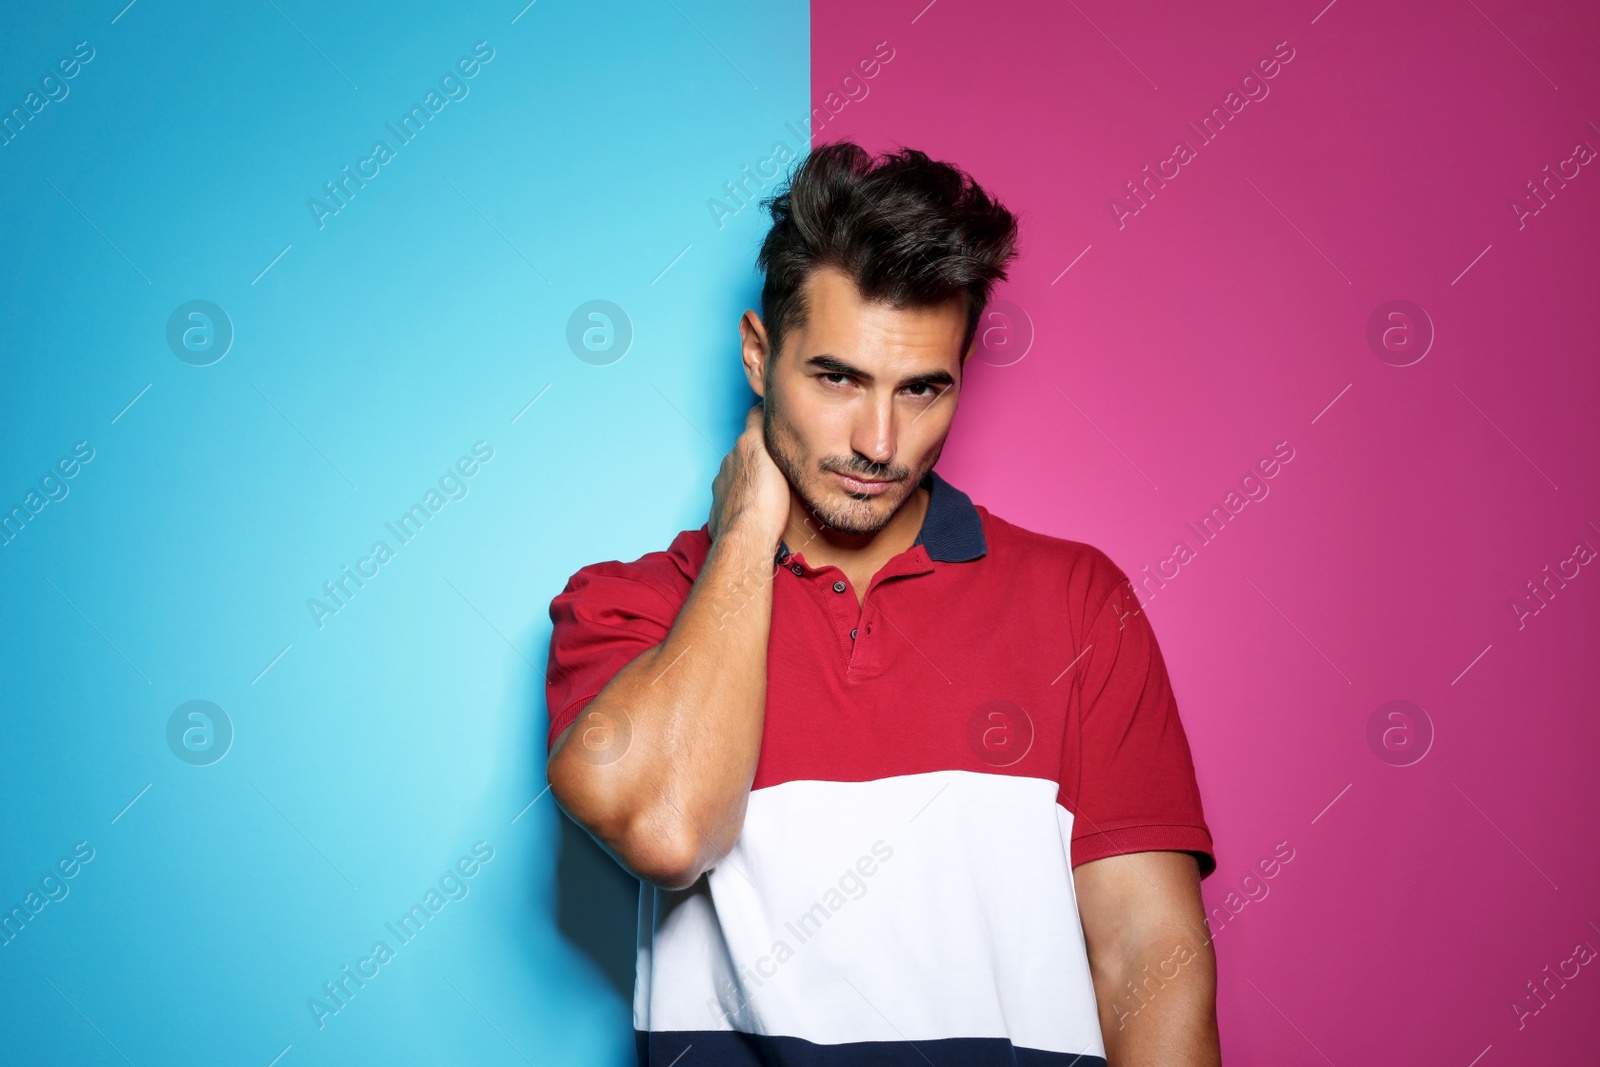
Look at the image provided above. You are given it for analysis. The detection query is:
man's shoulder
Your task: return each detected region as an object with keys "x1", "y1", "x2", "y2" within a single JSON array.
[
  {"x1": 553, "y1": 524, "x2": 712, "y2": 610},
  {"x1": 976, "y1": 505, "x2": 1133, "y2": 611}
]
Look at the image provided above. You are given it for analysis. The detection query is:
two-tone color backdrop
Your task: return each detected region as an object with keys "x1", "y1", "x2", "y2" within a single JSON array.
[{"x1": 1, "y1": 0, "x2": 1594, "y2": 1064}]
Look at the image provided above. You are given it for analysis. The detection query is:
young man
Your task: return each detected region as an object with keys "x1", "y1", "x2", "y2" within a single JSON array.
[{"x1": 545, "y1": 142, "x2": 1220, "y2": 1066}]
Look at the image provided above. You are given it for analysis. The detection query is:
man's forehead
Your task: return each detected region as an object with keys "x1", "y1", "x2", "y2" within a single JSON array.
[{"x1": 796, "y1": 268, "x2": 965, "y2": 351}]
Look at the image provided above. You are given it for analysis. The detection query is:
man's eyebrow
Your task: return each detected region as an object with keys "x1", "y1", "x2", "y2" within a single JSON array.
[{"x1": 803, "y1": 353, "x2": 956, "y2": 388}]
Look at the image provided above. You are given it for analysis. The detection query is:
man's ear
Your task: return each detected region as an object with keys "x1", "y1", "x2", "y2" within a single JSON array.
[{"x1": 739, "y1": 310, "x2": 770, "y2": 398}]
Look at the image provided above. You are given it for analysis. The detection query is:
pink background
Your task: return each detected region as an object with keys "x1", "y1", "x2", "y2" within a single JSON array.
[{"x1": 813, "y1": 0, "x2": 1600, "y2": 1062}]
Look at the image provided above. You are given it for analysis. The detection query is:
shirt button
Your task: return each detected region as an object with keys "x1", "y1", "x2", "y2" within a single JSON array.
[
  {"x1": 790, "y1": 564, "x2": 803, "y2": 576},
  {"x1": 850, "y1": 628, "x2": 858, "y2": 639},
  {"x1": 832, "y1": 581, "x2": 846, "y2": 594}
]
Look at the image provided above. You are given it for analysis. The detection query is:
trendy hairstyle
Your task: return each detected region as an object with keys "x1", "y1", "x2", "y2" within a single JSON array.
[{"x1": 755, "y1": 141, "x2": 1019, "y2": 369}]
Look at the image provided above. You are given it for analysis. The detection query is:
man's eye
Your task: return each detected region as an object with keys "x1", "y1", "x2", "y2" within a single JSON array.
[
  {"x1": 822, "y1": 373, "x2": 851, "y2": 385},
  {"x1": 905, "y1": 383, "x2": 939, "y2": 398}
]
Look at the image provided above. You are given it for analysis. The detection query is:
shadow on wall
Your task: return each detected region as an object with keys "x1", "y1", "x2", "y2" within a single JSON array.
[{"x1": 552, "y1": 809, "x2": 640, "y2": 1002}]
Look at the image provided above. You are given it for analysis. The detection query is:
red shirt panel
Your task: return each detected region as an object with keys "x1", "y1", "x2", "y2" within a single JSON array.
[{"x1": 544, "y1": 502, "x2": 1215, "y2": 877}]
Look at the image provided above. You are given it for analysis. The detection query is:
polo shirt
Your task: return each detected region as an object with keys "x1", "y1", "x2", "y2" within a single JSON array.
[{"x1": 545, "y1": 468, "x2": 1215, "y2": 1066}]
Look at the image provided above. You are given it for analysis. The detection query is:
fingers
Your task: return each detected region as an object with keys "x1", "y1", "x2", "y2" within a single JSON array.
[{"x1": 711, "y1": 400, "x2": 772, "y2": 541}]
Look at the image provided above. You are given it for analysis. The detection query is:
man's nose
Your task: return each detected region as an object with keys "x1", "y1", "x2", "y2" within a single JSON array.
[{"x1": 850, "y1": 394, "x2": 896, "y2": 468}]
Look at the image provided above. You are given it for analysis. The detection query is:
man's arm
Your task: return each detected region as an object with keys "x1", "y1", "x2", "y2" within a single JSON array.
[
  {"x1": 1074, "y1": 850, "x2": 1220, "y2": 1066},
  {"x1": 546, "y1": 404, "x2": 790, "y2": 892}
]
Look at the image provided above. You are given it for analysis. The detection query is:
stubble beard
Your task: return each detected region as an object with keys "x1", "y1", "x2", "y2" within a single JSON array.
[{"x1": 762, "y1": 386, "x2": 932, "y2": 538}]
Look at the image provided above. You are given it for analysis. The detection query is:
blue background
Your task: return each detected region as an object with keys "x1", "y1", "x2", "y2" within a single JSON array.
[{"x1": 0, "y1": 1, "x2": 806, "y2": 1062}]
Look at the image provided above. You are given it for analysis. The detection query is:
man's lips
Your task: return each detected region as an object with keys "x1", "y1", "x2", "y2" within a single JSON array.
[{"x1": 834, "y1": 471, "x2": 898, "y2": 496}]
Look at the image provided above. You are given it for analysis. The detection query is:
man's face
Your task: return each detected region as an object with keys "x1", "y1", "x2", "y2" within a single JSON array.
[{"x1": 744, "y1": 265, "x2": 968, "y2": 537}]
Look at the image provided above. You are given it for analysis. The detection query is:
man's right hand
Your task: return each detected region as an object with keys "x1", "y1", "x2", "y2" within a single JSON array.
[{"x1": 708, "y1": 401, "x2": 791, "y2": 548}]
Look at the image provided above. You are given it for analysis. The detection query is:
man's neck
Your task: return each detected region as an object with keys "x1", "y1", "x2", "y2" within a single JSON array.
[{"x1": 781, "y1": 482, "x2": 930, "y2": 577}]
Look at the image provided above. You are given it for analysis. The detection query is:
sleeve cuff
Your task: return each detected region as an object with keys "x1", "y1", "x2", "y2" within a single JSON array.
[{"x1": 1072, "y1": 822, "x2": 1217, "y2": 879}]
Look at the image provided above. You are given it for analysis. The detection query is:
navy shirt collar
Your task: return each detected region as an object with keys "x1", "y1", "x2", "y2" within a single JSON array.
[{"x1": 775, "y1": 468, "x2": 987, "y2": 565}]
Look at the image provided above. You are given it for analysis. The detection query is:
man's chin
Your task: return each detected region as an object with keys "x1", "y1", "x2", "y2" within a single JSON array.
[{"x1": 805, "y1": 479, "x2": 904, "y2": 536}]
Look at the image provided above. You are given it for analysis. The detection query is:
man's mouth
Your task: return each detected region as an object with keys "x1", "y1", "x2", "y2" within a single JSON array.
[{"x1": 833, "y1": 471, "x2": 897, "y2": 496}]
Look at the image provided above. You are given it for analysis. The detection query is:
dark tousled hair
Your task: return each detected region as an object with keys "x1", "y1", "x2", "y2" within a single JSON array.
[{"x1": 755, "y1": 141, "x2": 1020, "y2": 369}]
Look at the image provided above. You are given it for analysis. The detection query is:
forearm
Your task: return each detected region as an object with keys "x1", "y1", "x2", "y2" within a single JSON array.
[
  {"x1": 1093, "y1": 922, "x2": 1220, "y2": 1066},
  {"x1": 549, "y1": 520, "x2": 777, "y2": 888}
]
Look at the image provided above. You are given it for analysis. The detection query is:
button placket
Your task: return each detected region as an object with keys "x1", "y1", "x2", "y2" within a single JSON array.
[
  {"x1": 847, "y1": 587, "x2": 874, "y2": 667},
  {"x1": 829, "y1": 575, "x2": 858, "y2": 659},
  {"x1": 848, "y1": 602, "x2": 873, "y2": 672},
  {"x1": 848, "y1": 576, "x2": 903, "y2": 675}
]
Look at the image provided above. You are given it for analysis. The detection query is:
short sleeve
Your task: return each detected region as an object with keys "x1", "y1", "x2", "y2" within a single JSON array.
[
  {"x1": 1065, "y1": 565, "x2": 1216, "y2": 878},
  {"x1": 544, "y1": 562, "x2": 680, "y2": 755}
]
